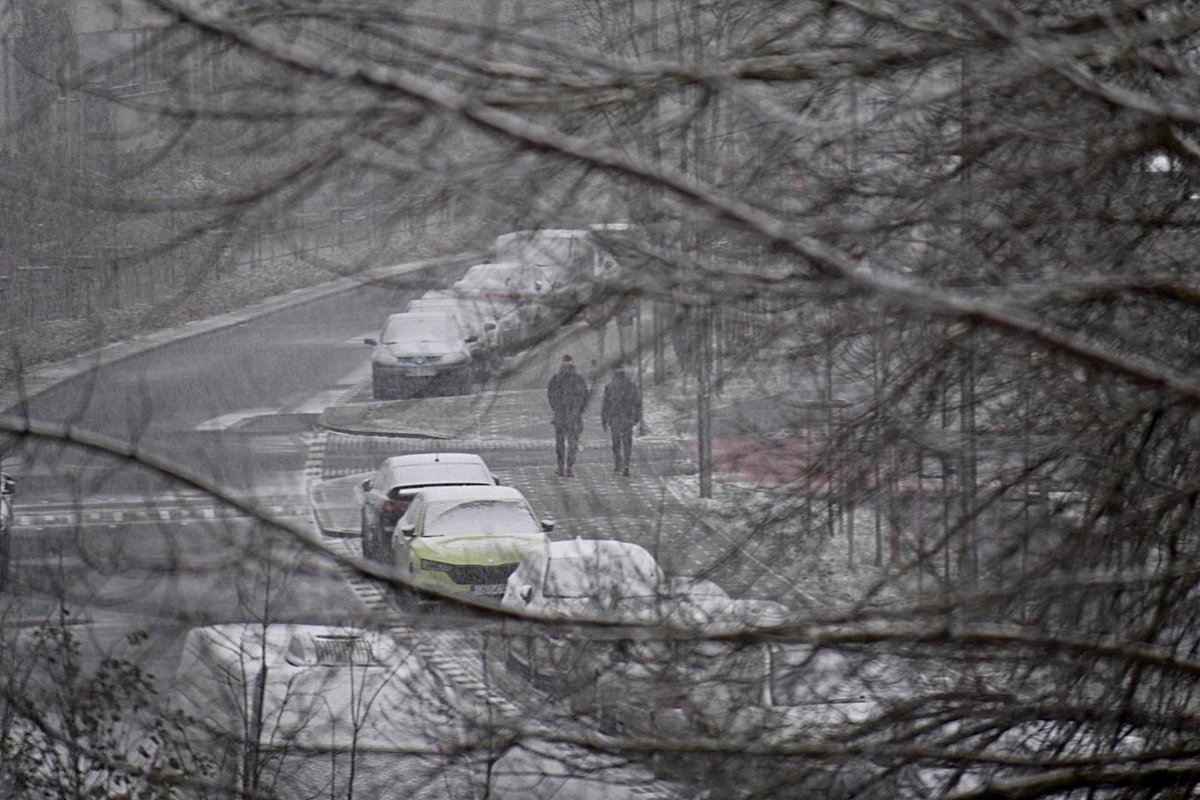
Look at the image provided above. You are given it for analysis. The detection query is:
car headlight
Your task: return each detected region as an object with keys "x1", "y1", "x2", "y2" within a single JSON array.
[{"x1": 420, "y1": 559, "x2": 456, "y2": 573}]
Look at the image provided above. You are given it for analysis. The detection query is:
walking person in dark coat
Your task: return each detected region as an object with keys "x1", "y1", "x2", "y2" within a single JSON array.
[
  {"x1": 547, "y1": 354, "x2": 589, "y2": 476},
  {"x1": 601, "y1": 365, "x2": 642, "y2": 476}
]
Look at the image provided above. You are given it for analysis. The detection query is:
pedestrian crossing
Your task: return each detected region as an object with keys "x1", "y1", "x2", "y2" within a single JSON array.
[
  {"x1": 13, "y1": 497, "x2": 312, "y2": 528},
  {"x1": 324, "y1": 538, "x2": 522, "y2": 716}
]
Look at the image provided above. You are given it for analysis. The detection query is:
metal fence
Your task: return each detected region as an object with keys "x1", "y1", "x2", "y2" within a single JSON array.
[{"x1": 0, "y1": 204, "x2": 454, "y2": 337}]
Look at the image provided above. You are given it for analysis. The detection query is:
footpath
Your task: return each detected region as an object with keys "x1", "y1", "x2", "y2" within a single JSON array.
[
  {"x1": 1, "y1": 252, "x2": 819, "y2": 606},
  {"x1": 308, "y1": 317, "x2": 687, "y2": 532},
  {"x1": 303, "y1": 319, "x2": 817, "y2": 603}
]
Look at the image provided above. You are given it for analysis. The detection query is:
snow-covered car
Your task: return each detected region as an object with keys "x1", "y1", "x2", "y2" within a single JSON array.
[
  {"x1": 0, "y1": 472, "x2": 13, "y2": 591},
  {"x1": 492, "y1": 225, "x2": 638, "y2": 331},
  {"x1": 172, "y1": 623, "x2": 482, "y2": 799},
  {"x1": 500, "y1": 538, "x2": 788, "y2": 736},
  {"x1": 392, "y1": 485, "x2": 553, "y2": 602},
  {"x1": 406, "y1": 292, "x2": 502, "y2": 360},
  {"x1": 359, "y1": 453, "x2": 499, "y2": 564},
  {"x1": 501, "y1": 538, "x2": 666, "y2": 617},
  {"x1": 501, "y1": 539, "x2": 783, "y2": 628},
  {"x1": 454, "y1": 260, "x2": 554, "y2": 299},
  {"x1": 725, "y1": 643, "x2": 919, "y2": 741},
  {"x1": 452, "y1": 261, "x2": 559, "y2": 336},
  {"x1": 364, "y1": 311, "x2": 478, "y2": 399},
  {"x1": 488, "y1": 737, "x2": 693, "y2": 799}
]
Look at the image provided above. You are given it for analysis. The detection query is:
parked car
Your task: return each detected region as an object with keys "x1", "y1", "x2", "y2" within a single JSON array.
[
  {"x1": 364, "y1": 311, "x2": 477, "y2": 400},
  {"x1": 360, "y1": 453, "x2": 499, "y2": 564},
  {"x1": 0, "y1": 472, "x2": 12, "y2": 592},
  {"x1": 454, "y1": 260, "x2": 553, "y2": 296},
  {"x1": 501, "y1": 539, "x2": 770, "y2": 624},
  {"x1": 493, "y1": 225, "x2": 638, "y2": 330},
  {"x1": 488, "y1": 737, "x2": 693, "y2": 799},
  {"x1": 452, "y1": 261, "x2": 559, "y2": 336},
  {"x1": 392, "y1": 485, "x2": 553, "y2": 602},
  {"x1": 406, "y1": 292, "x2": 501, "y2": 360},
  {"x1": 173, "y1": 623, "x2": 481, "y2": 799},
  {"x1": 500, "y1": 538, "x2": 787, "y2": 737},
  {"x1": 503, "y1": 538, "x2": 663, "y2": 615}
]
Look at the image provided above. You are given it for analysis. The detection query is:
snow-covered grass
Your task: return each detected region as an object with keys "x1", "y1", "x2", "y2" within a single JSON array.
[
  {"x1": 639, "y1": 349, "x2": 930, "y2": 611},
  {"x1": 663, "y1": 473, "x2": 914, "y2": 608}
]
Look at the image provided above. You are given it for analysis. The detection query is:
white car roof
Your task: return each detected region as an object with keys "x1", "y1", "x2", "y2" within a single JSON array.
[
  {"x1": 379, "y1": 453, "x2": 494, "y2": 488},
  {"x1": 540, "y1": 538, "x2": 654, "y2": 561},
  {"x1": 412, "y1": 485, "x2": 527, "y2": 503},
  {"x1": 385, "y1": 310, "x2": 454, "y2": 323},
  {"x1": 381, "y1": 453, "x2": 487, "y2": 469},
  {"x1": 174, "y1": 624, "x2": 478, "y2": 751}
]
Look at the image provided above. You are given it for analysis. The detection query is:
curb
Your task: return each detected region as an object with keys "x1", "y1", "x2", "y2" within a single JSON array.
[{"x1": 317, "y1": 403, "x2": 455, "y2": 440}]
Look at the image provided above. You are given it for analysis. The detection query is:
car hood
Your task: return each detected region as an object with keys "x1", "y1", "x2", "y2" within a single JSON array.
[{"x1": 411, "y1": 533, "x2": 548, "y2": 565}]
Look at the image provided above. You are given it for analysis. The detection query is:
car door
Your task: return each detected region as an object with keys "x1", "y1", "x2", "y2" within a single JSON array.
[
  {"x1": 362, "y1": 465, "x2": 387, "y2": 525},
  {"x1": 392, "y1": 495, "x2": 426, "y2": 573},
  {"x1": 361, "y1": 464, "x2": 394, "y2": 557}
]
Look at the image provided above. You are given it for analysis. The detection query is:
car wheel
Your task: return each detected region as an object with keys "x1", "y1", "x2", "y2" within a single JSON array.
[
  {"x1": 371, "y1": 369, "x2": 390, "y2": 401},
  {"x1": 394, "y1": 578, "x2": 425, "y2": 610},
  {"x1": 379, "y1": 530, "x2": 395, "y2": 567},
  {"x1": 504, "y1": 638, "x2": 534, "y2": 678},
  {"x1": 360, "y1": 513, "x2": 374, "y2": 560},
  {"x1": 0, "y1": 527, "x2": 9, "y2": 595},
  {"x1": 390, "y1": 584, "x2": 417, "y2": 609}
]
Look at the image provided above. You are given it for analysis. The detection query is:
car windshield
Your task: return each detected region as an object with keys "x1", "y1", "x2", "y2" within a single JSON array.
[
  {"x1": 380, "y1": 315, "x2": 458, "y2": 344},
  {"x1": 543, "y1": 555, "x2": 661, "y2": 599},
  {"x1": 422, "y1": 499, "x2": 539, "y2": 537}
]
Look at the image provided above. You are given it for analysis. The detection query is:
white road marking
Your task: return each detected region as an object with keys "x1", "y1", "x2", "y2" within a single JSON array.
[
  {"x1": 195, "y1": 409, "x2": 278, "y2": 431},
  {"x1": 288, "y1": 364, "x2": 371, "y2": 415}
]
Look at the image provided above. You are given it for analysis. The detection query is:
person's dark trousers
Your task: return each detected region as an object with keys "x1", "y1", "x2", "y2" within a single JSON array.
[
  {"x1": 610, "y1": 425, "x2": 633, "y2": 473},
  {"x1": 555, "y1": 421, "x2": 581, "y2": 475}
]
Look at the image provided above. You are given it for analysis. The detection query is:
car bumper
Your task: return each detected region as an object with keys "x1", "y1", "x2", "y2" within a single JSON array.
[
  {"x1": 372, "y1": 363, "x2": 473, "y2": 396},
  {"x1": 413, "y1": 562, "x2": 520, "y2": 598}
]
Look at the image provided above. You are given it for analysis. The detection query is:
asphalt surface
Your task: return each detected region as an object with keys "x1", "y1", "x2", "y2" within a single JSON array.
[
  {"x1": 1, "y1": 254, "x2": 814, "y2": 694},
  {"x1": 0, "y1": 255, "x2": 837, "y2": 800},
  {"x1": 308, "y1": 319, "x2": 813, "y2": 604}
]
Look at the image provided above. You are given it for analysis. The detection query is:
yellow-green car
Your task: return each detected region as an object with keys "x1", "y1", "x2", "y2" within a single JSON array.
[{"x1": 392, "y1": 485, "x2": 553, "y2": 601}]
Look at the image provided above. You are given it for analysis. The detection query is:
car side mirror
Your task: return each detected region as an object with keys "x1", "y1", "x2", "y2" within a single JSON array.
[
  {"x1": 399, "y1": 523, "x2": 416, "y2": 539},
  {"x1": 541, "y1": 519, "x2": 555, "y2": 532},
  {"x1": 363, "y1": 337, "x2": 377, "y2": 346},
  {"x1": 519, "y1": 585, "x2": 534, "y2": 604}
]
